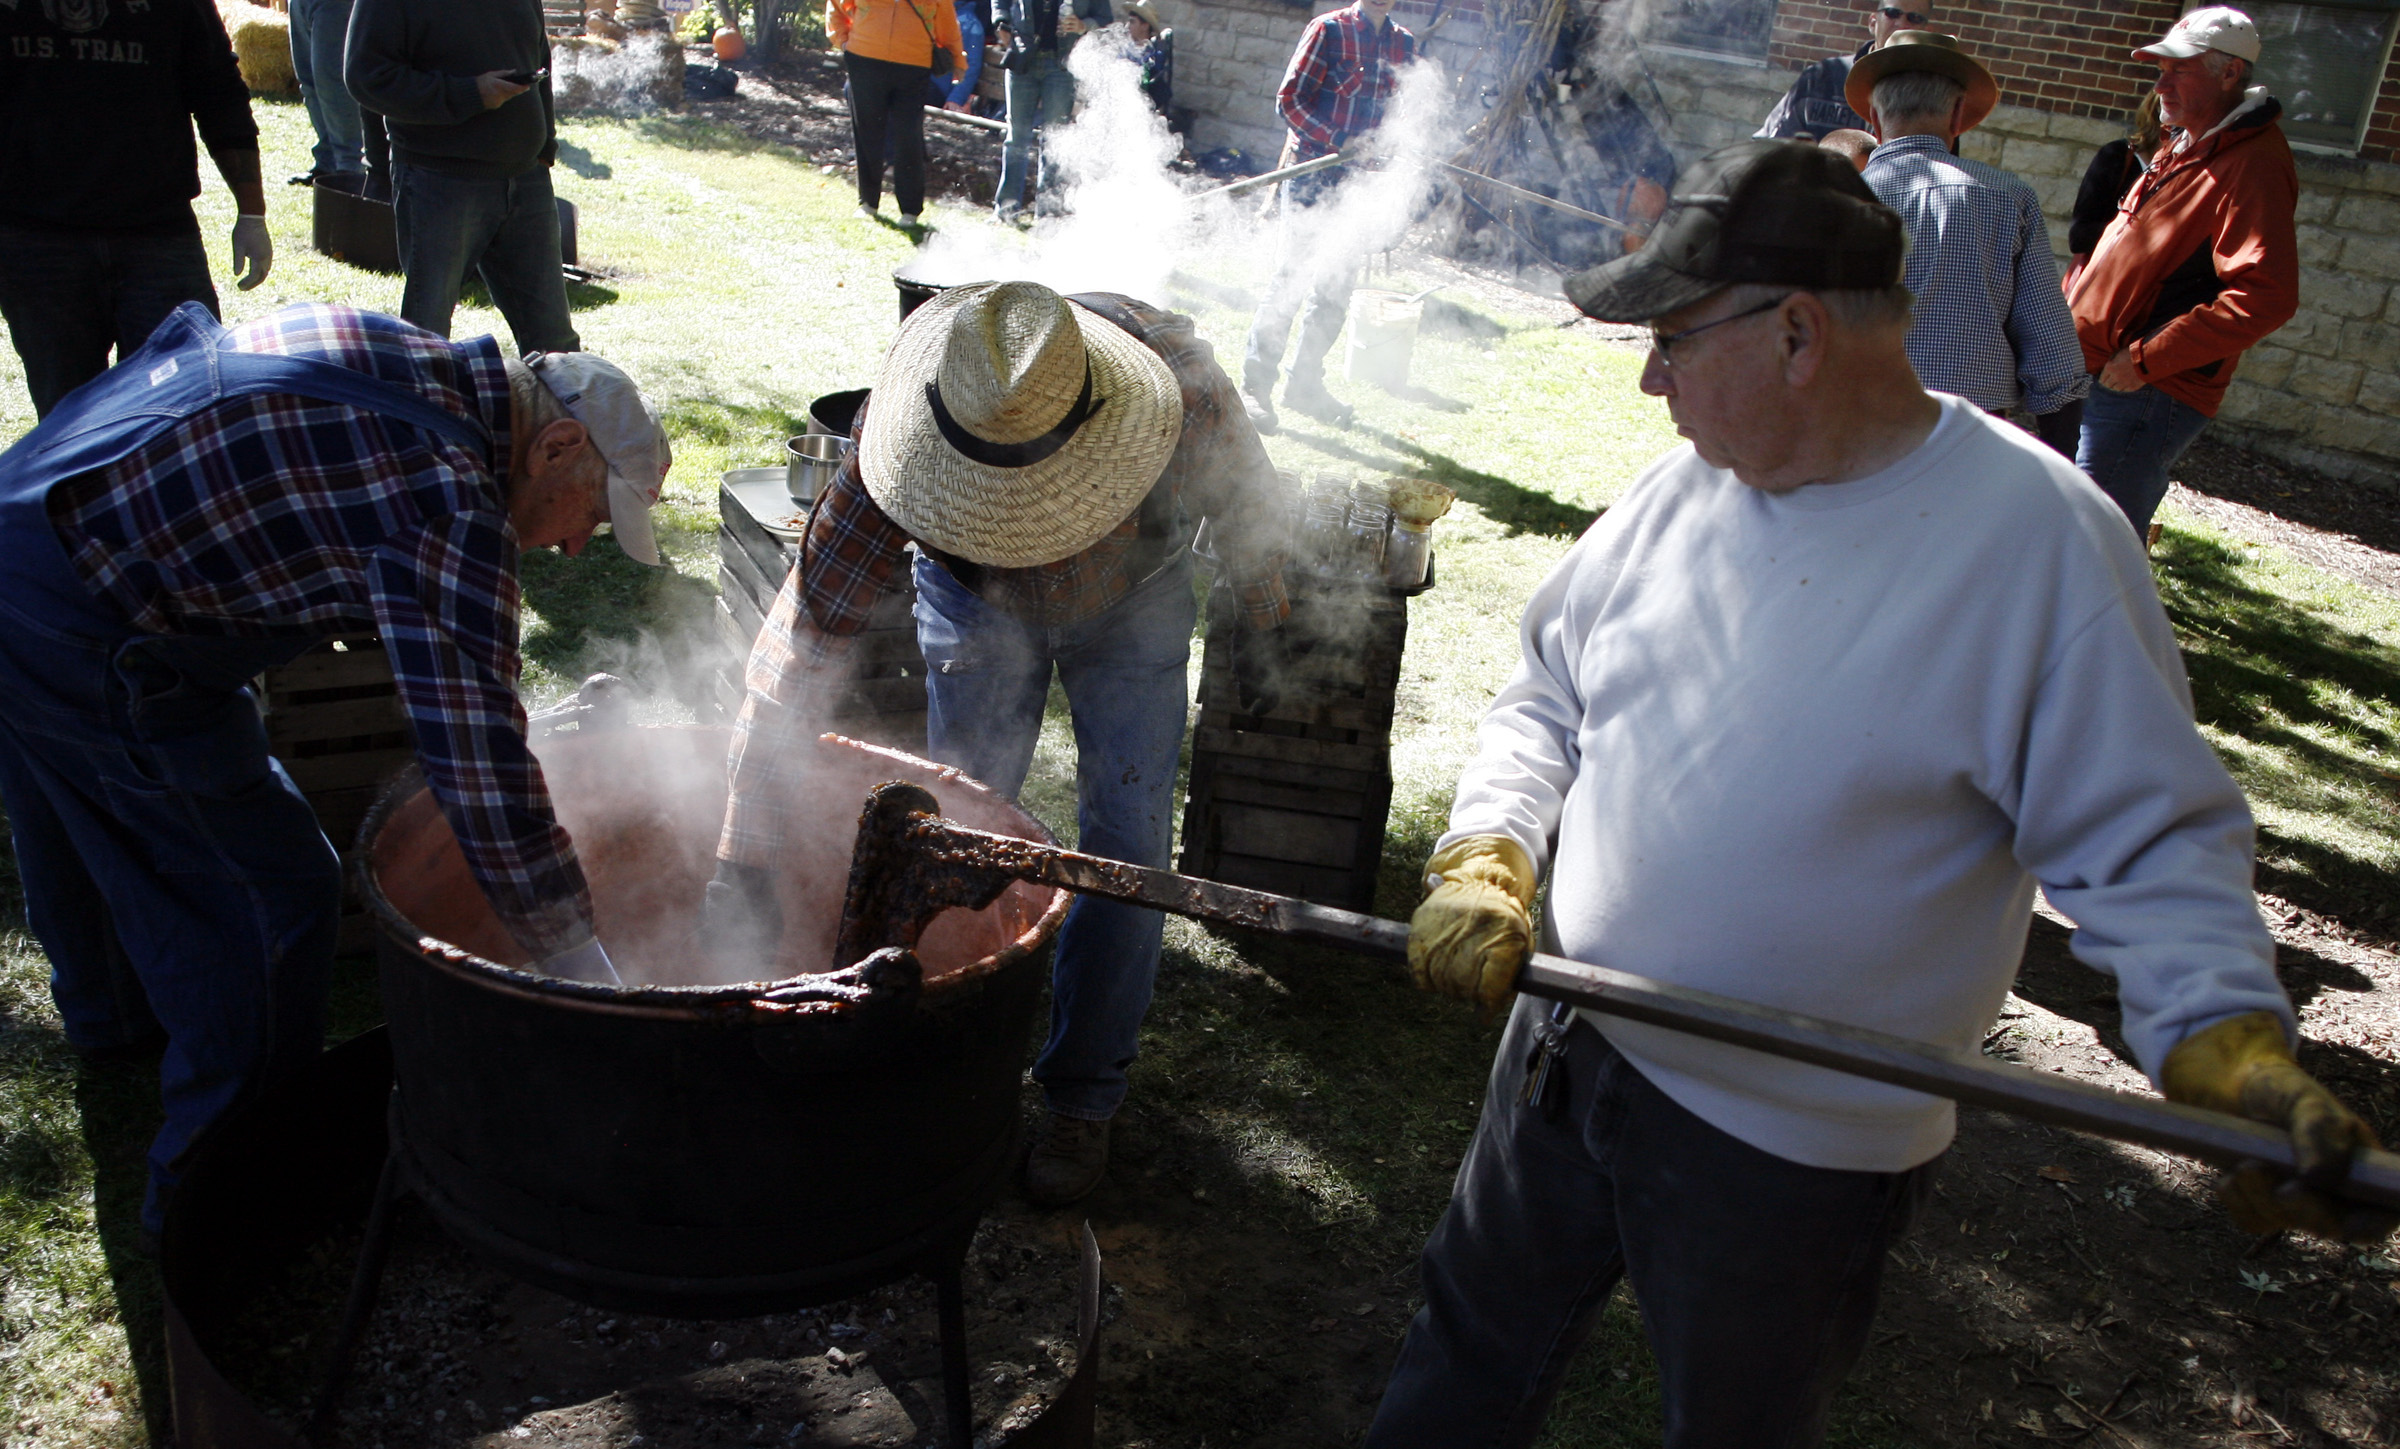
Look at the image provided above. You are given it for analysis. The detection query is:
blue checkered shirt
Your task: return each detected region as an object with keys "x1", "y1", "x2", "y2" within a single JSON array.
[
  {"x1": 1864, "y1": 135, "x2": 2090, "y2": 415},
  {"x1": 48, "y1": 304, "x2": 594, "y2": 958}
]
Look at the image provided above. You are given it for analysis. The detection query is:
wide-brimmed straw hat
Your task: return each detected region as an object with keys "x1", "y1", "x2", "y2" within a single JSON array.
[
  {"x1": 861, "y1": 281, "x2": 1183, "y2": 570},
  {"x1": 1846, "y1": 31, "x2": 2001, "y2": 132}
]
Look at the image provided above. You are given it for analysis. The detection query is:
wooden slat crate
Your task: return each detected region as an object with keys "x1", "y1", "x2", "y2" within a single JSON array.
[
  {"x1": 716, "y1": 482, "x2": 929, "y2": 751},
  {"x1": 1178, "y1": 575, "x2": 1411, "y2": 913},
  {"x1": 262, "y1": 635, "x2": 414, "y2": 953}
]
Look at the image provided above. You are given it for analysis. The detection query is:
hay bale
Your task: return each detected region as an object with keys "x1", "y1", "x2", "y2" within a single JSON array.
[{"x1": 219, "y1": 1, "x2": 297, "y2": 94}]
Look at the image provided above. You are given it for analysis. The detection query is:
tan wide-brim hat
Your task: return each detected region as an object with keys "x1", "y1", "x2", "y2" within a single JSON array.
[
  {"x1": 1846, "y1": 30, "x2": 2001, "y2": 133},
  {"x1": 861, "y1": 280, "x2": 1184, "y2": 570}
]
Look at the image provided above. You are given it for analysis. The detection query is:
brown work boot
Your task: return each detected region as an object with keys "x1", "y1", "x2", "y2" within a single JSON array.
[{"x1": 1024, "y1": 1111, "x2": 1112, "y2": 1206}]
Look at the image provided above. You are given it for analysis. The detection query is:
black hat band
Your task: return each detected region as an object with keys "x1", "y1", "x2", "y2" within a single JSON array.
[{"x1": 926, "y1": 363, "x2": 1104, "y2": 469}]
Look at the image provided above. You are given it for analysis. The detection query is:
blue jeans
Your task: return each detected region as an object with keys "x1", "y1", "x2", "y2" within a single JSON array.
[
  {"x1": 0, "y1": 613, "x2": 338, "y2": 1236},
  {"x1": 1365, "y1": 1002, "x2": 1940, "y2": 1449},
  {"x1": 913, "y1": 549, "x2": 1196, "y2": 1120},
  {"x1": 2076, "y1": 380, "x2": 2210, "y2": 537},
  {"x1": 0, "y1": 223, "x2": 217, "y2": 418},
  {"x1": 1243, "y1": 192, "x2": 1359, "y2": 396},
  {"x1": 996, "y1": 49, "x2": 1076, "y2": 219},
  {"x1": 392, "y1": 161, "x2": 580, "y2": 352},
  {"x1": 289, "y1": 0, "x2": 364, "y2": 177}
]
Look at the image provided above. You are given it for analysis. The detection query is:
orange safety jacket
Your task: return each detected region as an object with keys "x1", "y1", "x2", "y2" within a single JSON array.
[
  {"x1": 828, "y1": 0, "x2": 967, "y2": 78},
  {"x1": 2067, "y1": 93, "x2": 2297, "y2": 418}
]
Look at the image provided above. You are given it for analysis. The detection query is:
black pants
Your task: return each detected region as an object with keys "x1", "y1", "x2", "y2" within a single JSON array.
[
  {"x1": 0, "y1": 223, "x2": 218, "y2": 418},
  {"x1": 845, "y1": 51, "x2": 932, "y2": 214},
  {"x1": 1364, "y1": 1002, "x2": 1940, "y2": 1449}
]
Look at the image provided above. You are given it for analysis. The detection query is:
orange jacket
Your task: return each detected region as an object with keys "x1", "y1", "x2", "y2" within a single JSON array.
[
  {"x1": 829, "y1": 0, "x2": 967, "y2": 77},
  {"x1": 2067, "y1": 95, "x2": 2297, "y2": 417}
]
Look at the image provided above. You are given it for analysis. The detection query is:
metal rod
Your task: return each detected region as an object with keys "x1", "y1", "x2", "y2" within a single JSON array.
[
  {"x1": 888, "y1": 812, "x2": 2400, "y2": 1214},
  {"x1": 1438, "y1": 159, "x2": 1633, "y2": 233},
  {"x1": 1192, "y1": 149, "x2": 1350, "y2": 202},
  {"x1": 923, "y1": 104, "x2": 1007, "y2": 134}
]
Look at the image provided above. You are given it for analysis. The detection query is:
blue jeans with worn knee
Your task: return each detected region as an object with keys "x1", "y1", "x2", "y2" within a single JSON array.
[
  {"x1": 289, "y1": 0, "x2": 364, "y2": 177},
  {"x1": 2076, "y1": 380, "x2": 2211, "y2": 537},
  {"x1": 1365, "y1": 1002, "x2": 1940, "y2": 1449},
  {"x1": 996, "y1": 50, "x2": 1076, "y2": 219},
  {"x1": 0, "y1": 612, "x2": 339, "y2": 1237},
  {"x1": 392, "y1": 160, "x2": 580, "y2": 353},
  {"x1": 913, "y1": 549, "x2": 1195, "y2": 1121}
]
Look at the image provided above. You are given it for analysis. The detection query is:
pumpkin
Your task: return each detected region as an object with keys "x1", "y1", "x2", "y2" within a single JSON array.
[{"x1": 713, "y1": 25, "x2": 747, "y2": 60}]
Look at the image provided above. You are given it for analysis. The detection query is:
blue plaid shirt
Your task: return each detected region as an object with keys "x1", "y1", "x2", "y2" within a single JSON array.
[
  {"x1": 48, "y1": 304, "x2": 594, "y2": 958},
  {"x1": 1864, "y1": 135, "x2": 2090, "y2": 416}
]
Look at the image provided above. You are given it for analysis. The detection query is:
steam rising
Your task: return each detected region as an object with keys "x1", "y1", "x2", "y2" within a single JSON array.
[{"x1": 904, "y1": 39, "x2": 1457, "y2": 306}]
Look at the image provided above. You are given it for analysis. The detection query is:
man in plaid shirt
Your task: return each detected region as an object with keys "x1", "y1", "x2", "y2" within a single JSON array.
[
  {"x1": 709, "y1": 282, "x2": 1290, "y2": 1205},
  {"x1": 1242, "y1": 0, "x2": 1418, "y2": 433},
  {"x1": 0, "y1": 301, "x2": 667, "y2": 1248}
]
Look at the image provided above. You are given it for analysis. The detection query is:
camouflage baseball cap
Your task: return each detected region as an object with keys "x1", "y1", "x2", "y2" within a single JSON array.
[{"x1": 1563, "y1": 140, "x2": 1907, "y2": 324}]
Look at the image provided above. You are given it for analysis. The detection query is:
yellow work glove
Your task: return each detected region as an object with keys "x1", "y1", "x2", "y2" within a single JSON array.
[
  {"x1": 1408, "y1": 835, "x2": 1536, "y2": 1011},
  {"x1": 2162, "y1": 1010, "x2": 2395, "y2": 1243}
]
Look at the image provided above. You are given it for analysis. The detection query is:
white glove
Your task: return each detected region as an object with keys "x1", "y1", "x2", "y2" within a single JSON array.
[
  {"x1": 542, "y1": 937, "x2": 621, "y2": 985},
  {"x1": 231, "y1": 214, "x2": 272, "y2": 291}
]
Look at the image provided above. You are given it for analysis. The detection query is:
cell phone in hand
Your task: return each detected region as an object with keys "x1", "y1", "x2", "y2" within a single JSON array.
[{"x1": 502, "y1": 67, "x2": 549, "y2": 85}]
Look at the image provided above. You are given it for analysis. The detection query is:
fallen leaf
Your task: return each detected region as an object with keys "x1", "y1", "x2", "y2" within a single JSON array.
[{"x1": 2038, "y1": 1165, "x2": 2079, "y2": 1184}]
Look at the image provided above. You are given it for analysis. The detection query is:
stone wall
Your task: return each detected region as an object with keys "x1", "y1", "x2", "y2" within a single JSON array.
[{"x1": 1153, "y1": 0, "x2": 1500, "y2": 159}]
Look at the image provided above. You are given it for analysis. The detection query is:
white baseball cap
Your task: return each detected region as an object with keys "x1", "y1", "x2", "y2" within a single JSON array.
[
  {"x1": 524, "y1": 351, "x2": 673, "y2": 565},
  {"x1": 2136, "y1": 6, "x2": 2261, "y2": 63}
]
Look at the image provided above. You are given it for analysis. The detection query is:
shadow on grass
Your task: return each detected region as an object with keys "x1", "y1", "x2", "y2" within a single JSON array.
[
  {"x1": 519, "y1": 535, "x2": 727, "y2": 712},
  {"x1": 455, "y1": 274, "x2": 622, "y2": 317},
  {"x1": 556, "y1": 140, "x2": 614, "y2": 180},
  {"x1": 2152, "y1": 527, "x2": 2400, "y2": 933}
]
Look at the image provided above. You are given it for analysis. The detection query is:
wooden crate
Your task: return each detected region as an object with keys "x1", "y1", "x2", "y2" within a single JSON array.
[
  {"x1": 716, "y1": 481, "x2": 929, "y2": 751},
  {"x1": 1178, "y1": 575, "x2": 1410, "y2": 913},
  {"x1": 262, "y1": 636, "x2": 414, "y2": 953}
]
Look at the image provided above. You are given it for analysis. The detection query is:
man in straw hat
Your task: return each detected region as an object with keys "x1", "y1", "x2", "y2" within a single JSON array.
[
  {"x1": 1364, "y1": 140, "x2": 2386, "y2": 1446},
  {"x1": 0, "y1": 301, "x2": 670, "y2": 1254},
  {"x1": 1850, "y1": 31, "x2": 2087, "y2": 456},
  {"x1": 709, "y1": 280, "x2": 1292, "y2": 1205},
  {"x1": 2068, "y1": 5, "x2": 2296, "y2": 538}
]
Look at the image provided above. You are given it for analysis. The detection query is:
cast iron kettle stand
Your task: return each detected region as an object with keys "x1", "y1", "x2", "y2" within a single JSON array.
[
  {"x1": 301, "y1": 1114, "x2": 1099, "y2": 1448},
  {"x1": 158, "y1": 1030, "x2": 1104, "y2": 1449}
]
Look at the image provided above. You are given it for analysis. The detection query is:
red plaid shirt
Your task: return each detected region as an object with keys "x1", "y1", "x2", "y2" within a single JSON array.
[
  {"x1": 1277, "y1": 3, "x2": 1416, "y2": 162},
  {"x1": 719, "y1": 293, "x2": 1292, "y2": 865},
  {"x1": 48, "y1": 305, "x2": 595, "y2": 958}
]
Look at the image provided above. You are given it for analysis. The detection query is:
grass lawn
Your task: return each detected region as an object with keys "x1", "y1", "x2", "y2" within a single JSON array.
[{"x1": 3, "y1": 93, "x2": 2397, "y2": 1448}]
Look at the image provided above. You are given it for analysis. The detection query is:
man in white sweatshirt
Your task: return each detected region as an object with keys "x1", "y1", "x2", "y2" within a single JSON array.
[{"x1": 1363, "y1": 140, "x2": 2388, "y2": 1449}]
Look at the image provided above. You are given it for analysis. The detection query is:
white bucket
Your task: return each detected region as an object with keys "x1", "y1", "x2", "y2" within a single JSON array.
[{"x1": 1344, "y1": 289, "x2": 1423, "y2": 390}]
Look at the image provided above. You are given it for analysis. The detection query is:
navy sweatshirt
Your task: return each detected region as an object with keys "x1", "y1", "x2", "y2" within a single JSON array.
[
  {"x1": 344, "y1": 0, "x2": 556, "y2": 180},
  {"x1": 0, "y1": 0, "x2": 258, "y2": 234}
]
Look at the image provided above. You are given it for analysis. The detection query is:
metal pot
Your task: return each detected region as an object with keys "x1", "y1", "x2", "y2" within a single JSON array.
[
  {"x1": 808, "y1": 387, "x2": 869, "y2": 440},
  {"x1": 894, "y1": 268, "x2": 957, "y2": 323},
  {"x1": 360, "y1": 727, "x2": 1070, "y2": 1316}
]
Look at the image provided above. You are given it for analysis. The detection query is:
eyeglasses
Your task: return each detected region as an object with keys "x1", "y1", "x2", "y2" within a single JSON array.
[
  {"x1": 1648, "y1": 295, "x2": 1789, "y2": 366},
  {"x1": 1879, "y1": 7, "x2": 1931, "y2": 23}
]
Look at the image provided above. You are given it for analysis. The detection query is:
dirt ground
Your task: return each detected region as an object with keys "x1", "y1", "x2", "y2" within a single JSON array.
[{"x1": 205, "y1": 61, "x2": 2400, "y2": 1449}]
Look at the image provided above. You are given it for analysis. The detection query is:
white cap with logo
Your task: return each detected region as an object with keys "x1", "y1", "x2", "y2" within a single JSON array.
[
  {"x1": 2136, "y1": 5, "x2": 2261, "y2": 63},
  {"x1": 524, "y1": 351, "x2": 673, "y2": 565}
]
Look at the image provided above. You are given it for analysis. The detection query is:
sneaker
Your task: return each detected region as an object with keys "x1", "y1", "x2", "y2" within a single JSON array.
[
  {"x1": 1241, "y1": 388, "x2": 1280, "y2": 436},
  {"x1": 857, "y1": 204, "x2": 880, "y2": 221},
  {"x1": 1024, "y1": 1111, "x2": 1111, "y2": 1206},
  {"x1": 898, "y1": 212, "x2": 921, "y2": 227},
  {"x1": 1283, "y1": 376, "x2": 1354, "y2": 427}
]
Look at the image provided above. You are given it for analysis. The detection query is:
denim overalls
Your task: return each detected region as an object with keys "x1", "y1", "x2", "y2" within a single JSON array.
[{"x1": 0, "y1": 303, "x2": 487, "y2": 1235}]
